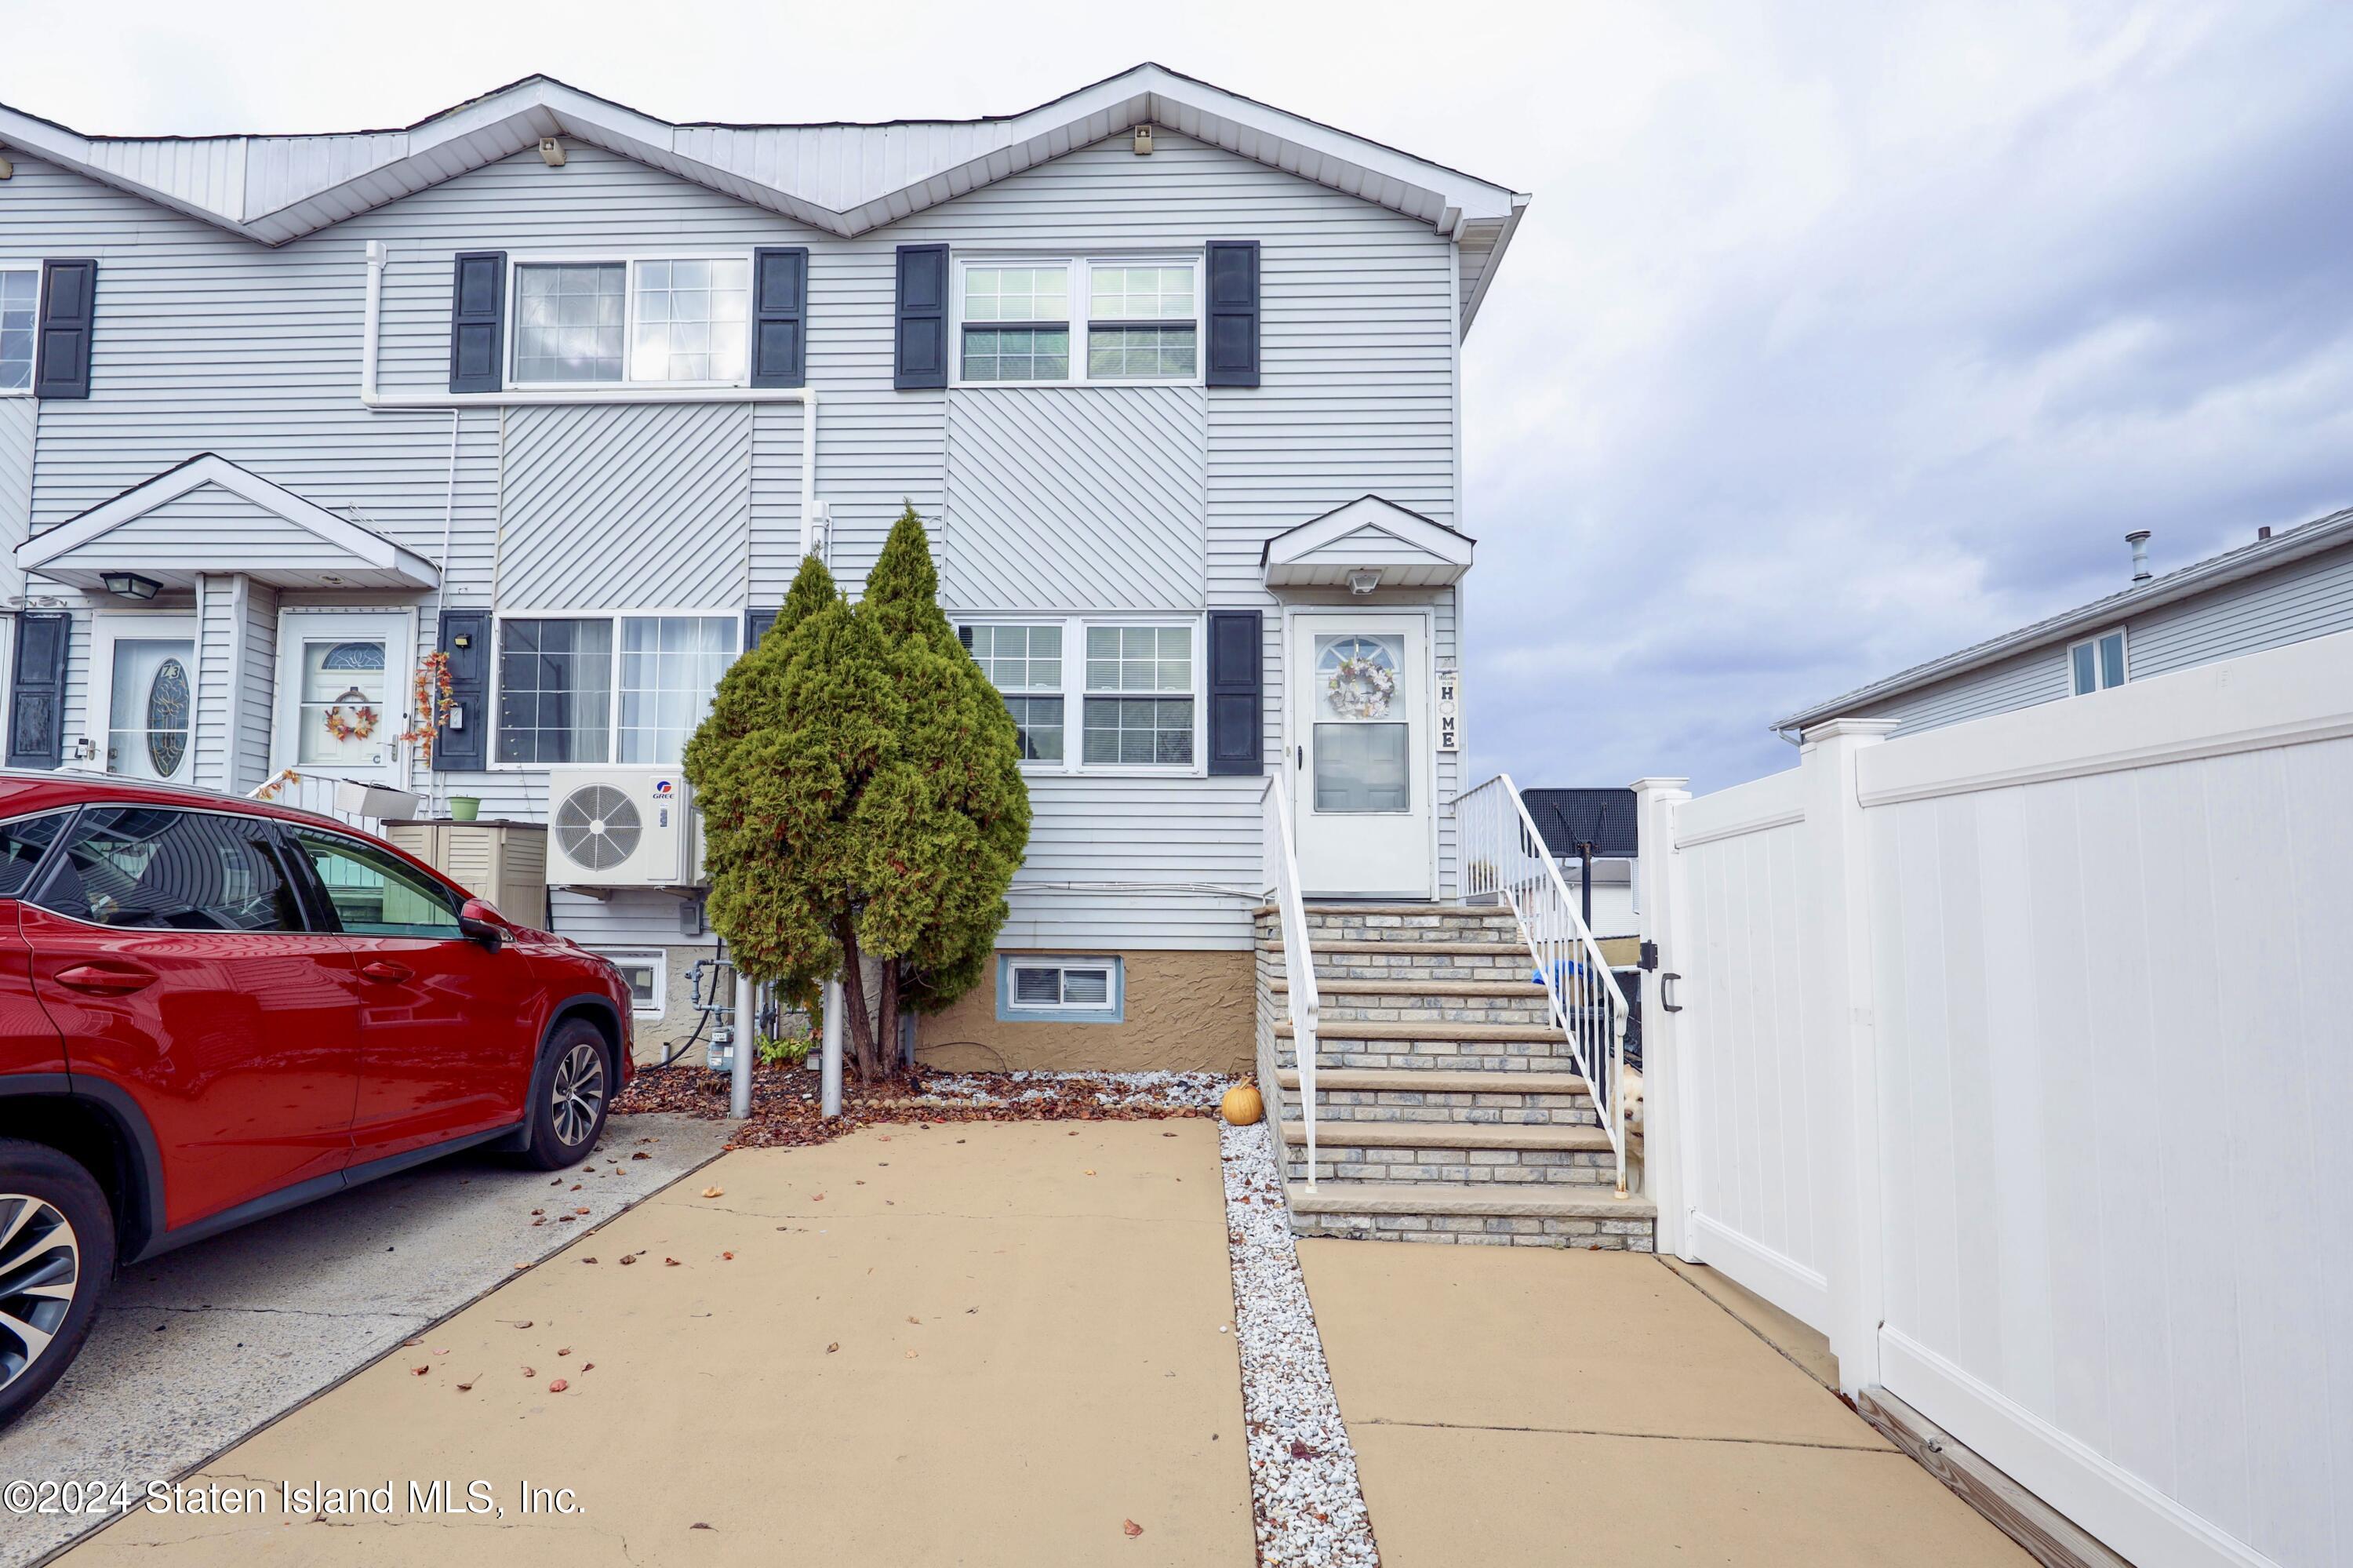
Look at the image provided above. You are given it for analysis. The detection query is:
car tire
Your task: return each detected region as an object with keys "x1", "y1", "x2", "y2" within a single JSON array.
[
  {"x1": 518, "y1": 1018, "x2": 613, "y2": 1171},
  {"x1": 0, "y1": 1138, "x2": 115, "y2": 1428}
]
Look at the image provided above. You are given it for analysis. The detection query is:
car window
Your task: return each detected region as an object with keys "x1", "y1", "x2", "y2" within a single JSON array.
[
  {"x1": 31, "y1": 807, "x2": 304, "y2": 932},
  {"x1": 0, "y1": 811, "x2": 72, "y2": 898},
  {"x1": 289, "y1": 828, "x2": 464, "y2": 939}
]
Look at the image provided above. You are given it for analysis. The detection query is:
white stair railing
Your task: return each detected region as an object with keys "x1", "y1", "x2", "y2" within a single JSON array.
[
  {"x1": 1261, "y1": 777, "x2": 1320, "y2": 1188},
  {"x1": 248, "y1": 769, "x2": 379, "y2": 834},
  {"x1": 1456, "y1": 773, "x2": 1632, "y2": 1196}
]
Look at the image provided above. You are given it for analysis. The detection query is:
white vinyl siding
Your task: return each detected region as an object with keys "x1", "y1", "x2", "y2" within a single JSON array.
[{"x1": 9, "y1": 124, "x2": 1464, "y2": 951}]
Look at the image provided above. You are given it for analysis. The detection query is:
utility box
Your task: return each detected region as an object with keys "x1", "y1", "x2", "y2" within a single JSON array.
[{"x1": 384, "y1": 820, "x2": 550, "y2": 928}]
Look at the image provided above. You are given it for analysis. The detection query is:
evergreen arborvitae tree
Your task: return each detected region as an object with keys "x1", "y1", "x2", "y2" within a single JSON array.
[{"x1": 682, "y1": 508, "x2": 1030, "y2": 1084}]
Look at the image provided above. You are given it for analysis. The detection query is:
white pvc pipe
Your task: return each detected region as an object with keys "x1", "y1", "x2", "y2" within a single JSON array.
[
  {"x1": 820, "y1": 977, "x2": 844, "y2": 1119},
  {"x1": 729, "y1": 970, "x2": 755, "y2": 1119}
]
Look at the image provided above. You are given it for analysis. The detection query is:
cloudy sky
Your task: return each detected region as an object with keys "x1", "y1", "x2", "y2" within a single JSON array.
[{"x1": 13, "y1": 0, "x2": 2349, "y2": 792}]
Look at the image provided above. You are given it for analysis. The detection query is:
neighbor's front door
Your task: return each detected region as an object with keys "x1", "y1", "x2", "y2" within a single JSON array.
[
  {"x1": 1288, "y1": 611, "x2": 1433, "y2": 897},
  {"x1": 272, "y1": 610, "x2": 413, "y2": 786},
  {"x1": 89, "y1": 615, "x2": 198, "y2": 784}
]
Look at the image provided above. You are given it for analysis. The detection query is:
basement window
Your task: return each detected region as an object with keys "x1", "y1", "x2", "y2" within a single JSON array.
[
  {"x1": 598, "y1": 950, "x2": 666, "y2": 1017},
  {"x1": 996, "y1": 955, "x2": 1124, "y2": 1023}
]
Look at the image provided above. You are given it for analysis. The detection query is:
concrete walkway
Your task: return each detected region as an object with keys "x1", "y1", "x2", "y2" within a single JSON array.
[
  {"x1": 60, "y1": 1120, "x2": 1252, "y2": 1566},
  {"x1": 5, "y1": 1112, "x2": 732, "y2": 1568},
  {"x1": 1297, "y1": 1240, "x2": 2033, "y2": 1566}
]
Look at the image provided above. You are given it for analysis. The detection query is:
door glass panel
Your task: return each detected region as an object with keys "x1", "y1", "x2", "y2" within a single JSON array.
[
  {"x1": 289, "y1": 828, "x2": 463, "y2": 939},
  {"x1": 106, "y1": 638, "x2": 195, "y2": 781},
  {"x1": 296, "y1": 638, "x2": 391, "y2": 766},
  {"x1": 31, "y1": 808, "x2": 302, "y2": 931},
  {"x1": 1311, "y1": 632, "x2": 1409, "y2": 813}
]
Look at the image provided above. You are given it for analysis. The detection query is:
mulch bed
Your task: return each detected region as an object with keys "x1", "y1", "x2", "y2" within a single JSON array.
[{"x1": 613, "y1": 1061, "x2": 1232, "y2": 1150}]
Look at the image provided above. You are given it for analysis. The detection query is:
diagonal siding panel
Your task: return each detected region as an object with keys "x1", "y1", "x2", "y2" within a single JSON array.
[
  {"x1": 944, "y1": 385, "x2": 1206, "y2": 610},
  {"x1": 500, "y1": 403, "x2": 751, "y2": 609}
]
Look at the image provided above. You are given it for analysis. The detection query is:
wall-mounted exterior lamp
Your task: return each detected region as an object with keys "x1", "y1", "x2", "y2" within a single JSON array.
[{"x1": 101, "y1": 571, "x2": 161, "y2": 601}]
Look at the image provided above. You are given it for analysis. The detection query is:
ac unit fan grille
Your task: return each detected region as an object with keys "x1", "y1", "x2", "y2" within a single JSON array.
[{"x1": 554, "y1": 784, "x2": 642, "y2": 872}]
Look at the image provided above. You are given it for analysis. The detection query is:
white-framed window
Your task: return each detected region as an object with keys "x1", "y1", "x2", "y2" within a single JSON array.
[
  {"x1": 996, "y1": 955, "x2": 1122, "y2": 1022},
  {"x1": 2069, "y1": 627, "x2": 2127, "y2": 697},
  {"x1": 0, "y1": 265, "x2": 38, "y2": 395},
  {"x1": 494, "y1": 612, "x2": 740, "y2": 766},
  {"x1": 952, "y1": 256, "x2": 1201, "y2": 387},
  {"x1": 598, "y1": 950, "x2": 667, "y2": 1017},
  {"x1": 957, "y1": 616, "x2": 1200, "y2": 774},
  {"x1": 510, "y1": 256, "x2": 751, "y2": 387}
]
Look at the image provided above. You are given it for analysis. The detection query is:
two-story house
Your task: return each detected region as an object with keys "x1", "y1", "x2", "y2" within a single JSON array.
[{"x1": 0, "y1": 64, "x2": 1526, "y2": 1072}]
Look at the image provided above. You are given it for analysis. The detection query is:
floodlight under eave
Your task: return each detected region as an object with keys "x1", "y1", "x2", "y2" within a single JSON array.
[{"x1": 102, "y1": 572, "x2": 160, "y2": 600}]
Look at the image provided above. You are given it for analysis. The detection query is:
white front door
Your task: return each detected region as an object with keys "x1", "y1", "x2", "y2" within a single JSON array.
[
  {"x1": 273, "y1": 610, "x2": 414, "y2": 786},
  {"x1": 1289, "y1": 611, "x2": 1434, "y2": 897},
  {"x1": 90, "y1": 616, "x2": 198, "y2": 784}
]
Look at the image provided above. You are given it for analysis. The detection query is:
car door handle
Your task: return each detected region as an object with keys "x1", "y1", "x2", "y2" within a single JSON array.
[
  {"x1": 56, "y1": 964, "x2": 155, "y2": 995},
  {"x1": 359, "y1": 961, "x2": 414, "y2": 984}
]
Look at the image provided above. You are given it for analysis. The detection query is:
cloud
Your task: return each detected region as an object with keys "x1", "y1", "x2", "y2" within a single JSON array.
[{"x1": 9, "y1": 0, "x2": 2349, "y2": 795}]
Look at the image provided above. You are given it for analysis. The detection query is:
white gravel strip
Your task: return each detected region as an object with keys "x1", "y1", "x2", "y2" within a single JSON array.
[
  {"x1": 908, "y1": 1068, "x2": 1235, "y2": 1111},
  {"x1": 1221, "y1": 1119, "x2": 1380, "y2": 1566}
]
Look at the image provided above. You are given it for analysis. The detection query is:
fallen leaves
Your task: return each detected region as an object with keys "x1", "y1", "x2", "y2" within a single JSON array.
[
  {"x1": 664, "y1": 1257, "x2": 682, "y2": 1267},
  {"x1": 632, "y1": 1151, "x2": 652, "y2": 1161},
  {"x1": 548, "y1": 1378, "x2": 569, "y2": 1394},
  {"x1": 825, "y1": 1342, "x2": 839, "y2": 1355},
  {"x1": 409, "y1": 1365, "x2": 428, "y2": 1377},
  {"x1": 1123, "y1": 1519, "x2": 1144, "y2": 1538},
  {"x1": 455, "y1": 1378, "x2": 475, "y2": 1392},
  {"x1": 701, "y1": 1186, "x2": 725, "y2": 1199},
  {"x1": 522, "y1": 1366, "x2": 536, "y2": 1377}
]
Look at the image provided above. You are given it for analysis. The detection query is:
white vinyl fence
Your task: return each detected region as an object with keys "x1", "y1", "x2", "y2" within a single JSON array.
[{"x1": 1637, "y1": 628, "x2": 2353, "y2": 1568}]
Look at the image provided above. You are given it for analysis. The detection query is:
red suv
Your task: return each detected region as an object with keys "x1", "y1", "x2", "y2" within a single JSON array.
[{"x1": 0, "y1": 772, "x2": 633, "y2": 1423}]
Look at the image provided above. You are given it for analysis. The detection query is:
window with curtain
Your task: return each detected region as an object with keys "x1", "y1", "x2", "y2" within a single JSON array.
[
  {"x1": 617, "y1": 616, "x2": 739, "y2": 762},
  {"x1": 496, "y1": 619, "x2": 614, "y2": 764}
]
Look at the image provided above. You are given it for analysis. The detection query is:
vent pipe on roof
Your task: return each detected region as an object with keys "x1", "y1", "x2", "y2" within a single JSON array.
[
  {"x1": 2258, "y1": 526, "x2": 2273, "y2": 540},
  {"x1": 2126, "y1": 529, "x2": 2152, "y2": 583}
]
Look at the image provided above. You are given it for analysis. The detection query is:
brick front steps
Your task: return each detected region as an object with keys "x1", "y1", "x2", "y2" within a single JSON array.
[
  {"x1": 1286, "y1": 1182, "x2": 1657, "y2": 1250},
  {"x1": 1255, "y1": 900, "x2": 1655, "y2": 1251}
]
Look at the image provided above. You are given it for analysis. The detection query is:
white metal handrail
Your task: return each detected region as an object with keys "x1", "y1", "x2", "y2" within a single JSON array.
[
  {"x1": 248, "y1": 768, "x2": 379, "y2": 833},
  {"x1": 1261, "y1": 777, "x2": 1320, "y2": 1188},
  {"x1": 1456, "y1": 773, "x2": 1633, "y2": 1195}
]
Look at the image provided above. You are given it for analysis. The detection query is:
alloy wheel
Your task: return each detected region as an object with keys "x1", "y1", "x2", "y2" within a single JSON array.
[
  {"x1": 551, "y1": 1042, "x2": 606, "y2": 1148},
  {"x1": 0, "y1": 1194, "x2": 80, "y2": 1394}
]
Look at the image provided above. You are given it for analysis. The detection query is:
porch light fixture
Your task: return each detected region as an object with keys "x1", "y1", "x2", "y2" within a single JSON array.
[
  {"x1": 0, "y1": 154, "x2": 13, "y2": 180},
  {"x1": 1131, "y1": 126, "x2": 1154, "y2": 155},
  {"x1": 538, "y1": 137, "x2": 567, "y2": 167},
  {"x1": 1347, "y1": 568, "x2": 1381, "y2": 595},
  {"x1": 101, "y1": 571, "x2": 160, "y2": 601}
]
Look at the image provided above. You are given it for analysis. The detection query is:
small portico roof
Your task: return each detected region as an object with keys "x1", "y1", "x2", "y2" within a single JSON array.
[
  {"x1": 1260, "y1": 495, "x2": 1475, "y2": 591},
  {"x1": 16, "y1": 454, "x2": 442, "y2": 595}
]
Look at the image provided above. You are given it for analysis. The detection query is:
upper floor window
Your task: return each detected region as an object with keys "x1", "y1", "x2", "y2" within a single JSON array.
[
  {"x1": 955, "y1": 257, "x2": 1200, "y2": 387},
  {"x1": 511, "y1": 257, "x2": 750, "y2": 387},
  {"x1": 0, "y1": 267, "x2": 38, "y2": 394},
  {"x1": 496, "y1": 613, "x2": 740, "y2": 766},
  {"x1": 2069, "y1": 628, "x2": 2126, "y2": 696}
]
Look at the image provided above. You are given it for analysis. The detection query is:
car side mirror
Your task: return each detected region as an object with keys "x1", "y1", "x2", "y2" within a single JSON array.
[{"x1": 456, "y1": 898, "x2": 506, "y2": 952}]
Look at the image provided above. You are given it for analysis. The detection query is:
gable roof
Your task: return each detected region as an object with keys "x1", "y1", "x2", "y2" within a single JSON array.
[
  {"x1": 1773, "y1": 504, "x2": 2353, "y2": 735},
  {"x1": 0, "y1": 64, "x2": 1530, "y2": 334},
  {"x1": 18, "y1": 453, "x2": 442, "y2": 592},
  {"x1": 1260, "y1": 495, "x2": 1475, "y2": 589}
]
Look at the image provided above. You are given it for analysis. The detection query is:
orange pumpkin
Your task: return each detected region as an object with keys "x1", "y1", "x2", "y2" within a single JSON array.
[{"x1": 1220, "y1": 1084, "x2": 1265, "y2": 1126}]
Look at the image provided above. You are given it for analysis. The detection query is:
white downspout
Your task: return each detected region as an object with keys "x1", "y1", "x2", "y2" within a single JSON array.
[{"x1": 362, "y1": 241, "x2": 387, "y2": 404}]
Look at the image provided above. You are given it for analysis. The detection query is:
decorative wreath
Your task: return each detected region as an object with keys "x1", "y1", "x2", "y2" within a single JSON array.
[
  {"x1": 1326, "y1": 654, "x2": 1397, "y2": 719},
  {"x1": 323, "y1": 704, "x2": 380, "y2": 742}
]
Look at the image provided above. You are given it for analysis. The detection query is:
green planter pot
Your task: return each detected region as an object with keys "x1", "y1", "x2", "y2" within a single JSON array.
[{"x1": 447, "y1": 796, "x2": 482, "y2": 822}]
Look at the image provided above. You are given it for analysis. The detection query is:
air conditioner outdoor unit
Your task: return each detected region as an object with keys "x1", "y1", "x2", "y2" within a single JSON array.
[{"x1": 544, "y1": 766, "x2": 697, "y2": 888}]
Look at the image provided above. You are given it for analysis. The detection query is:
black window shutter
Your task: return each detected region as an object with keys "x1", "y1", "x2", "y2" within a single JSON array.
[
  {"x1": 745, "y1": 606, "x2": 779, "y2": 650},
  {"x1": 6, "y1": 613, "x2": 71, "y2": 768},
  {"x1": 750, "y1": 247, "x2": 808, "y2": 388},
  {"x1": 432, "y1": 609, "x2": 492, "y2": 773},
  {"x1": 448, "y1": 252, "x2": 506, "y2": 394},
  {"x1": 1204, "y1": 241, "x2": 1260, "y2": 389},
  {"x1": 894, "y1": 244, "x2": 949, "y2": 390},
  {"x1": 1206, "y1": 609, "x2": 1264, "y2": 776},
  {"x1": 33, "y1": 260, "x2": 97, "y2": 400}
]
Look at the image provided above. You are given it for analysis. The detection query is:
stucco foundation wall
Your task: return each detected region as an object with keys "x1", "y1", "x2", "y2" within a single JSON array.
[{"x1": 918, "y1": 948, "x2": 1253, "y2": 1073}]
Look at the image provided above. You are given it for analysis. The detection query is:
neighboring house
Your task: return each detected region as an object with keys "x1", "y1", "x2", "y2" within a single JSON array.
[
  {"x1": 1775, "y1": 509, "x2": 2353, "y2": 740},
  {"x1": 1519, "y1": 785, "x2": 1638, "y2": 939},
  {"x1": 0, "y1": 64, "x2": 1525, "y2": 1069}
]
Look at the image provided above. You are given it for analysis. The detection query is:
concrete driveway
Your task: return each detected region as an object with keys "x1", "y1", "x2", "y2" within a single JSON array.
[
  {"x1": 1298, "y1": 1241, "x2": 2033, "y2": 1566},
  {"x1": 3, "y1": 1112, "x2": 731, "y2": 1568},
  {"x1": 56, "y1": 1119, "x2": 1253, "y2": 1566}
]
